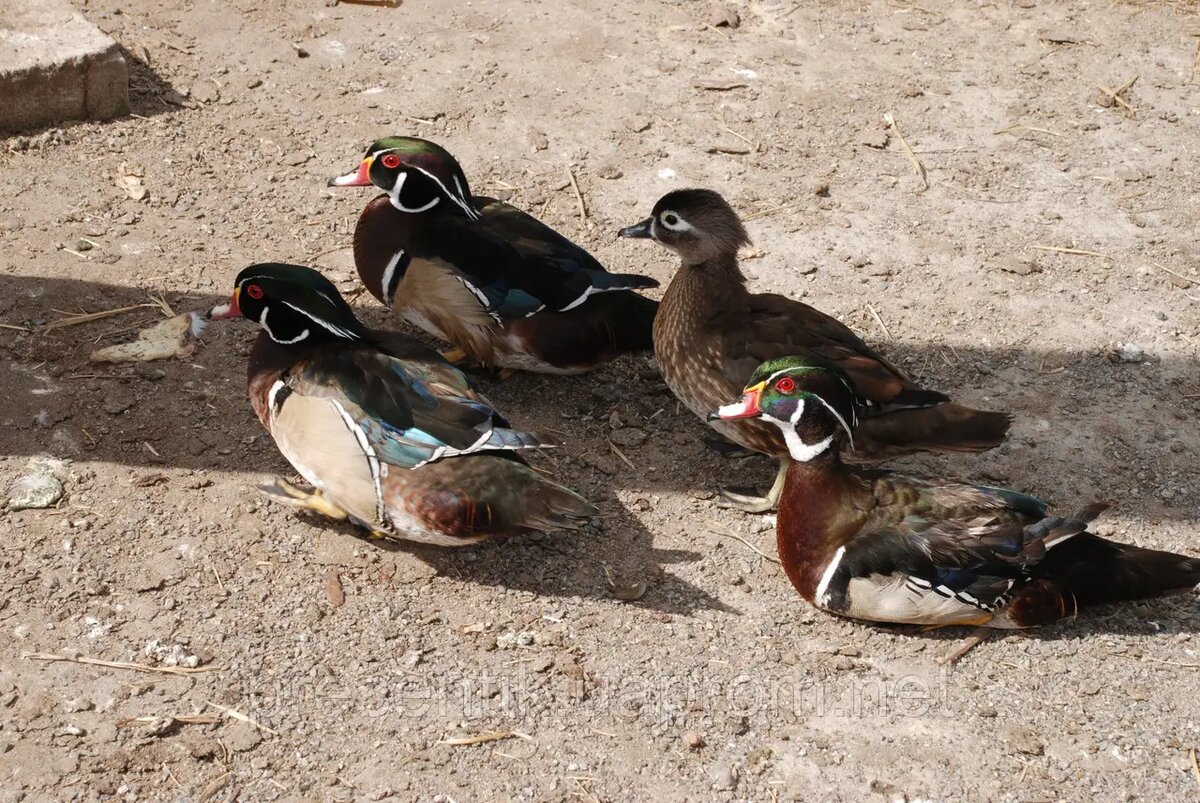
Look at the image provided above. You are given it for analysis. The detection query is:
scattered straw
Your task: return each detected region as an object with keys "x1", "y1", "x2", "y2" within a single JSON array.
[
  {"x1": 206, "y1": 701, "x2": 279, "y2": 734},
  {"x1": 1031, "y1": 245, "x2": 1105, "y2": 257},
  {"x1": 742, "y1": 200, "x2": 806, "y2": 222},
  {"x1": 1143, "y1": 656, "x2": 1200, "y2": 669},
  {"x1": 720, "y1": 111, "x2": 759, "y2": 153},
  {"x1": 994, "y1": 123, "x2": 1065, "y2": 138},
  {"x1": 1191, "y1": 747, "x2": 1199, "y2": 788},
  {"x1": 1152, "y1": 263, "x2": 1198, "y2": 286},
  {"x1": 1096, "y1": 76, "x2": 1138, "y2": 115},
  {"x1": 937, "y1": 627, "x2": 992, "y2": 665},
  {"x1": 608, "y1": 440, "x2": 636, "y2": 471},
  {"x1": 866, "y1": 302, "x2": 893, "y2": 342},
  {"x1": 41, "y1": 302, "x2": 166, "y2": 332},
  {"x1": 196, "y1": 772, "x2": 231, "y2": 803},
  {"x1": 116, "y1": 714, "x2": 221, "y2": 728},
  {"x1": 883, "y1": 113, "x2": 928, "y2": 191},
  {"x1": 566, "y1": 168, "x2": 588, "y2": 223},
  {"x1": 1191, "y1": 35, "x2": 1200, "y2": 84},
  {"x1": 24, "y1": 652, "x2": 218, "y2": 677},
  {"x1": 0, "y1": 322, "x2": 31, "y2": 332},
  {"x1": 708, "y1": 529, "x2": 781, "y2": 564},
  {"x1": 437, "y1": 730, "x2": 532, "y2": 747}
]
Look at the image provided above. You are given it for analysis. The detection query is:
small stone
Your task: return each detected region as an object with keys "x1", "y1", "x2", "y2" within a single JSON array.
[
  {"x1": 683, "y1": 730, "x2": 705, "y2": 750},
  {"x1": 626, "y1": 116, "x2": 652, "y2": 133},
  {"x1": 190, "y1": 82, "x2": 219, "y2": 104},
  {"x1": 1002, "y1": 725, "x2": 1044, "y2": 756},
  {"x1": 324, "y1": 570, "x2": 345, "y2": 607},
  {"x1": 859, "y1": 128, "x2": 890, "y2": 149},
  {"x1": 1110, "y1": 342, "x2": 1146, "y2": 364},
  {"x1": 995, "y1": 256, "x2": 1040, "y2": 276},
  {"x1": 704, "y1": 3, "x2": 740, "y2": 28},
  {"x1": 8, "y1": 472, "x2": 64, "y2": 511},
  {"x1": 526, "y1": 130, "x2": 549, "y2": 152},
  {"x1": 597, "y1": 165, "x2": 623, "y2": 180},
  {"x1": 711, "y1": 763, "x2": 737, "y2": 790},
  {"x1": 224, "y1": 722, "x2": 262, "y2": 752},
  {"x1": 811, "y1": 181, "x2": 830, "y2": 197},
  {"x1": 61, "y1": 725, "x2": 86, "y2": 737},
  {"x1": 610, "y1": 428, "x2": 647, "y2": 448}
]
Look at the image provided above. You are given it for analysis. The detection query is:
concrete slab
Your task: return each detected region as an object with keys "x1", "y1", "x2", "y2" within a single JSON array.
[{"x1": 0, "y1": 0, "x2": 129, "y2": 133}]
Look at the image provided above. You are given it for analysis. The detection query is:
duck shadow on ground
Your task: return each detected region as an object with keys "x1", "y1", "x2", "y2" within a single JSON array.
[
  {"x1": 251, "y1": 489, "x2": 734, "y2": 616},
  {"x1": 2, "y1": 275, "x2": 1198, "y2": 530}
]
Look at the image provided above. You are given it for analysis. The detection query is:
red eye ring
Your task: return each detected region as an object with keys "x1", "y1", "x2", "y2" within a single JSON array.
[
  {"x1": 380, "y1": 154, "x2": 401, "y2": 169},
  {"x1": 245, "y1": 284, "x2": 264, "y2": 300},
  {"x1": 775, "y1": 376, "x2": 796, "y2": 393}
]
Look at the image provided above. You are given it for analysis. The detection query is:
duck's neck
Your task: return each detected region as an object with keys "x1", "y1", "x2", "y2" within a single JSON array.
[
  {"x1": 353, "y1": 196, "x2": 419, "y2": 305},
  {"x1": 775, "y1": 454, "x2": 860, "y2": 603},
  {"x1": 662, "y1": 252, "x2": 747, "y2": 316},
  {"x1": 246, "y1": 331, "x2": 359, "y2": 426}
]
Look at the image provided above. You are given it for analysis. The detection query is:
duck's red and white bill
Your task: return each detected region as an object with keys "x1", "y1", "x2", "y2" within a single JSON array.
[
  {"x1": 329, "y1": 159, "x2": 372, "y2": 187},
  {"x1": 208, "y1": 289, "x2": 243, "y2": 320},
  {"x1": 713, "y1": 382, "x2": 764, "y2": 420}
]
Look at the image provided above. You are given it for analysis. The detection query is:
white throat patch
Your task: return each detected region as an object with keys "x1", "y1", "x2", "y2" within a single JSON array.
[
  {"x1": 388, "y1": 171, "x2": 440, "y2": 214},
  {"x1": 259, "y1": 307, "x2": 309, "y2": 345},
  {"x1": 773, "y1": 398, "x2": 834, "y2": 462}
]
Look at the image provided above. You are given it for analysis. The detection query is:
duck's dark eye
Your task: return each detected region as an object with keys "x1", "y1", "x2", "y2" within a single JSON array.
[
  {"x1": 245, "y1": 284, "x2": 264, "y2": 300},
  {"x1": 662, "y1": 213, "x2": 679, "y2": 226},
  {"x1": 381, "y1": 154, "x2": 401, "y2": 169},
  {"x1": 775, "y1": 377, "x2": 796, "y2": 393}
]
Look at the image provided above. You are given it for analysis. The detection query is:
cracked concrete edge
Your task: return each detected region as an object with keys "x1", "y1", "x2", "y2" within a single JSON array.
[{"x1": 0, "y1": 0, "x2": 130, "y2": 134}]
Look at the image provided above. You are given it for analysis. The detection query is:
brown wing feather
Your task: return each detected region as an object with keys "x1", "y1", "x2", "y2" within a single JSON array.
[{"x1": 716, "y1": 293, "x2": 922, "y2": 405}]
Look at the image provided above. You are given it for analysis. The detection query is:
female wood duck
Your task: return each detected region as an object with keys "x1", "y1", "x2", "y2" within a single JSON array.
[
  {"x1": 619, "y1": 188, "x2": 1011, "y2": 512},
  {"x1": 207, "y1": 262, "x2": 597, "y2": 545},
  {"x1": 713, "y1": 357, "x2": 1200, "y2": 628},
  {"x1": 329, "y1": 136, "x2": 659, "y2": 374}
]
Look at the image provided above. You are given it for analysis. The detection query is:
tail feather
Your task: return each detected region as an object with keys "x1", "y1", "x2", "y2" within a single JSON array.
[
  {"x1": 513, "y1": 291, "x2": 658, "y2": 368},
  {"x1": 856, "y1": 403, "x2": 1012, "y2": 459},
  {"x1": 520, "y1": 479, "x2": 599, "y2": 532},
  {"x1": 586, "y1": 270, "x2": 660, "y2": 291},
  {"x1": 1037, "y1": 533, "x2": 1200, "y2": 607}
]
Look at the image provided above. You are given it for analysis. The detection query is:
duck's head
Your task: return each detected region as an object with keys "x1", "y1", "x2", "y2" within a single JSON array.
[
  {"x1": 329, "y1": 136, "x2": 481, "y2": 221},
  {"x1": 709, "y1": 356, "x2": 862, "y2": 462},
  {"x1": 618, "y1": 188, "x2": 750, "y2": 265},
  {"x1": 208, "y1": 263, "x2": 368, "y2": 346}
]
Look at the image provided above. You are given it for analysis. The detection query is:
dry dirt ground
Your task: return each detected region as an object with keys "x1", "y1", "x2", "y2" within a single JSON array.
[{"x1": 3, "y1": 0, "x2": 1200, "y2": 800}]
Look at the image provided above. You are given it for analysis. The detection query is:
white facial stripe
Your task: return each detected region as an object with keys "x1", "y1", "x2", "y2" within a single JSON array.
[
  {"x1": 280, "y1": 301, "x2": 360, "y2": 340},
  {"x1": 811, "y1": 393, "x2": 855, "y2": 449},
  {"x1": 411, "y1": 164, "x2": 478, "y2": 219},
  {"x1": 259, "y1": 307, "x2": 309, "y2": 345},
  {"x1": 375, "y1": 149, "x2": 480, "y2": 221},
  {"x1": 770, "y1": 398, "x2": 834, "y2": 461},
  {"x1": 783, "y1": 429, "x2": 834, "y2": 462},
  {"x1": 388, "y1": 171, "x2": 440, "y2": 214},
  {"x1": 381, "y1": 249, "x2": 406, "y2": 303},
  {"x1": 658, "y1": 210, "x2": 692, "y2": 232},
  {"x1": 815, "y1": 545, "x2": 846, "y2": 608}
]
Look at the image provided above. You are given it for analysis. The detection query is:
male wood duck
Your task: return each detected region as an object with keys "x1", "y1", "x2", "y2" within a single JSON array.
[
  {"x1": 329, "y1": 136, "x2": 659, "y2": 374},
  {"x1": 713, "y1": 357, "x2": 1200, "y2": 628},
  {"x1": 208, "y1": 262, "x2": 597, "y2": 545},
  {"x1": 619, "y1": 188, "x2": 1011, "y2": 512}
]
